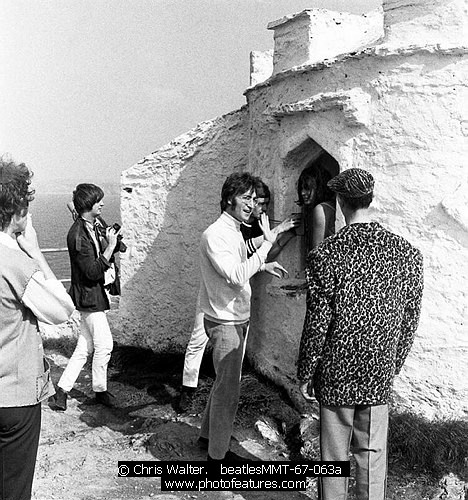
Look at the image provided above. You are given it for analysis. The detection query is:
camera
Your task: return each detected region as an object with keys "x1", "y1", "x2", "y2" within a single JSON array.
[
  {"x1": 96, "y1": 222, "x2": 121, "y2": 239},
  {"x1": 102, "y1": 222, "x2": 126, "y2": 253},
  {"x1": 111, "y1": 222, "x2": 126, "y2": 252}
]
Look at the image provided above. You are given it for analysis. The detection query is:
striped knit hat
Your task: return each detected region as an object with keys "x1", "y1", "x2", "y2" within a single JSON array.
[{"x1": 327, "y1": 168, "x2": 374, "y2": 198}]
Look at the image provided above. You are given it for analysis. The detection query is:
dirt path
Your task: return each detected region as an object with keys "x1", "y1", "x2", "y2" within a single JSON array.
[
  {"x1": 33, "y1": 343, "x2": 315, "y2": 500},
  {"x1": 32, "y1": 338, "x2": 440, "y2": 500}
]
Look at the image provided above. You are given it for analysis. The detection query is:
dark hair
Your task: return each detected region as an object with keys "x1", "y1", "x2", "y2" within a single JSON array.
[
  {"x1": 254, "y1": 177, "x2": 270, "y2": 200},
  {"x1": 297, "y1": 161, "x2": 334, "y2": 207},
  {"x1": 73, "y1": 183, "x2": 104, "y2": 216},
  {"x1": 339, "y1": 192, "x2": 373, "y2": 210},
  {"x1": 0, "y1": 158, "x2": 35, "y2": 230},
  {"x1": 220, "y1": 172, "x2": 256, "y2": 212}
]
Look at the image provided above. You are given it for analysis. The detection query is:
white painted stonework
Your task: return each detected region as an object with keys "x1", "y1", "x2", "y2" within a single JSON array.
[
  {"x1": 268, "y1": 8, "x2": 384, "y2": 73},
  {"x1": 120, "y1": 0, "x2": 468, "y2": 419},
  {"x1": 250, "y1": 50, "x2": 273, "y2": 86},
  {"x1": 118, "y1": 109, "x2": 249, "y2": 349}
]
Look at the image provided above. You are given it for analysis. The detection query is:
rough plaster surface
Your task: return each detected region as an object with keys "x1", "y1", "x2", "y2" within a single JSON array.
[
  {"x1": 441, "y1": 176, "x2": 468, "y2": 231},
  {"x1": 118, "y1": 108, "x2": 249, "y2": 351},
  {"x1": 382, "y1": 0, "x2": 468, "y2": 50},
  {"x1": 120, "y1": 1, "x2": 468, "y2": 418},
  {"x1": 268, "y1": 8, "x2": 384, "y2": 73},
  {"x1": 250, "y1": 50, "x2": 273, "y2": 86},
  {"x1": 269, "y1": 88, "x2": 373, "y2": 128},
  {"x1": 245, "y1": 48, "x2": 468, "y2": 419}
]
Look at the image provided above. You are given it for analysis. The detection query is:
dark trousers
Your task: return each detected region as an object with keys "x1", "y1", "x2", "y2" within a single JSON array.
[{"x1": 0, "y1": 404, "x2": 41, "y2": 500}]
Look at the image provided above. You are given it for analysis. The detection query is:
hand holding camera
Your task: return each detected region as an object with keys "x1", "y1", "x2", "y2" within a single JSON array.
[
  {"x1": 66, "y1": 202, "x2": 126, "y2": 253},
  {"x1": 106, "y1": 223, "x2": 122, "y2": 251}
]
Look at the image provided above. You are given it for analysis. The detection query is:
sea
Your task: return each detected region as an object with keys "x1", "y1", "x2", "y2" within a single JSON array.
[{"x1": 31, "y1": 193, "x2": 121, "y2": 281}]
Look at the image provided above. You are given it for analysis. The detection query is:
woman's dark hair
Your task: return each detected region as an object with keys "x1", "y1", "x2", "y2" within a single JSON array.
[
  {"x1": 73, "y1": 184, "x2": 104, "y2": 216},
  {"x1": 0, "y1": 158, "x2": 35, "y2": 230},
  {"x1": 220, "y1": 172, "x2": 256, "y2": 212},
  {"x1": 297, "y1": 159, "x2": 334, "y2": 207}
]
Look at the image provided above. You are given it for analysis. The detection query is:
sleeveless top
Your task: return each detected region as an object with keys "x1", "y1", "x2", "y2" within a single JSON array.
[
  {"x1": 304, "y1": 200, "x2": 336, "y2": 253},
  {"x1": 321, "y1": 201, "x2": 336, "y2": 239}
]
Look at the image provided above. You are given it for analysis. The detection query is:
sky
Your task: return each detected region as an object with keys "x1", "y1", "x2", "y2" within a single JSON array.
[{"x1": 1, "y1": 0, "x2": 381, "y2": 192}]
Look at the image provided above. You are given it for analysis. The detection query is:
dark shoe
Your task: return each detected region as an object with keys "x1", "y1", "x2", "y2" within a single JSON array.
[
  {"x1": 179, "y1": 386, "x2": 196, "y2": 412},
  {"x1": 95, "y1": 391, "x2": 116, "y2": 407},
  {"x1": 54, "y1": 386, "x2": 68, "y2": 411},
  {"x1": 207, "y1": 450, "x2": 253, "y2": 462},
  {"x1": 197, "y1": 436, "x2": 209, "y2": 450},
  {"x1": 199, "y1": 435, "x2": 237, "y2": 450}
]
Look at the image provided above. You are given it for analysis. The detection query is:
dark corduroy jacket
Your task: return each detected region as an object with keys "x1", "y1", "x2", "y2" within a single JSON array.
[{"x1": 67, "y1": 218, "x2": 110, "y2": 312}]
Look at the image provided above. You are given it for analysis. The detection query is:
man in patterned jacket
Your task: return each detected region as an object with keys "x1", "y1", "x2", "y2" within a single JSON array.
[{"x1": 297, "y1": 168, "x2": 423, "y2": 500}]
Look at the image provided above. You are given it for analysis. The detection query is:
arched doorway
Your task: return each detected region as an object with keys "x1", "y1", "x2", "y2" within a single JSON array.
[{"x1": 279, "y1": 138, "x2": 340, "y2": 277}]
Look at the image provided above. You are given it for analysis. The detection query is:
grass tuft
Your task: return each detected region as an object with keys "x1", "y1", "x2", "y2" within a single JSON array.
[{"x1": 389, "y1": 410, "x2": 468, "y2": 480}]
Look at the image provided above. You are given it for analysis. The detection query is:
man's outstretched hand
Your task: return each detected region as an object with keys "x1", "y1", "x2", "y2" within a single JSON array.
[
  {"x1": 263, "y1": 261, "x2": 289, "y2": 279},
  {"x1": 273, "y1": 214, "x2": 301, "y2": 235},
  {"x1": 259, "y1": 213, "x2": 277, "y2": 244}
]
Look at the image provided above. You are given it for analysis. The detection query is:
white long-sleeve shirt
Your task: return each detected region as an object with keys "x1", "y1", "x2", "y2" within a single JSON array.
[
  {"x1": 0, "y1": 232, "x2": 75, "y2": 324},
  {"x1": 199, "y1": 211, "x2": 272, "y2": 324}
]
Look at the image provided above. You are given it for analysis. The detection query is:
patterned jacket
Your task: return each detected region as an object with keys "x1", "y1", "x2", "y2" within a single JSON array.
[{"x1": 297, "y1": 222, "x2": 424, "y2": 406}]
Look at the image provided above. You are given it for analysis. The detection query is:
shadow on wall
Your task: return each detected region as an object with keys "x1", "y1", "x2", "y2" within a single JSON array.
[
  {"x1": 247, "y1": 137, "x2": 339, "y2": 400},
  {"x1": 117, "y1": 108, "x2": 250, "y2": 352}
]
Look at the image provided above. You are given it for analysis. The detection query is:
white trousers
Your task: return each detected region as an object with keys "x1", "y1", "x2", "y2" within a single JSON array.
[
  {"x1": 182, "y1": 293, "x2": 250, "y2": 388},
  {"x1": 182, "y1": 303, "x2": 208, "y2": 388},
  {"x1": 58, "y1": 311, "x2": 113, "y2": 393}
]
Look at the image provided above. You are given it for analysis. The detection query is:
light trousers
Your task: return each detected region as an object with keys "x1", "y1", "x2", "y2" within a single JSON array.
[
  {"x1": 319, "y1": 404, "x2": 389, "y2": 500},
  {"x1": 182, "y1": 304, "x2": 208, "y2": 388},
  {"x1": 200, "y1": 319, "x2": 248, "y2": 460},
  {"x1": 58, "y1": 311, "x2": 113, "y2": 393}
]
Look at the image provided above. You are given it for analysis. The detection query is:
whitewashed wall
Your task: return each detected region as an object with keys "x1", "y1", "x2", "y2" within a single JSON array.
[
  {"x1": 246, "y1": 52, "x2": 468, "y2": 418},
  {"x1": 244, "y1": 0, "x2": 468, "y2": 419},
  {"x1": 117, "y1": 109, "x2": 248, "y2": 351},
  {"x1": 119, "y1": 0, "x2": 468, "y2": 418}
]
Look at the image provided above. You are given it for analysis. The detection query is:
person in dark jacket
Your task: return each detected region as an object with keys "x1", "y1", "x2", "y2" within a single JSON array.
[
  {"x1": 55, "y1": 184, "x2": 122, "y2": 410},
  {"x1": 297, "y1": 168, "x2": 424, "y2": 500}
]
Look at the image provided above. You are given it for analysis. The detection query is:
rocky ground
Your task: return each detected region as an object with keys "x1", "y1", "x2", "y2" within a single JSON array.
[{"x1": 32, "y1": 326, "x2": 459, "y2": 500}]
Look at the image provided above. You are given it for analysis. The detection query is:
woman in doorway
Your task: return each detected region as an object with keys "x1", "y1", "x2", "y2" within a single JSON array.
[{"x1": 297, "y1": 159, "x2": 336, "y2": 251}]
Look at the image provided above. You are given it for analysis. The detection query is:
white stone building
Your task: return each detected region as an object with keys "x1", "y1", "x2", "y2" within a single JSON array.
[{"x1": 119, "y1": 0, "x2": 468, "y2": 419}]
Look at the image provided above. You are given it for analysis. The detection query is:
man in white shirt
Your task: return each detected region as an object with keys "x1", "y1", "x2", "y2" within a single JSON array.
[
  {"x1": 179, "y1": 178, "x2": 299, "y2": 412},
  {"x1": 198, "y1": 172, "x2": 287, "y2": 461}
]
